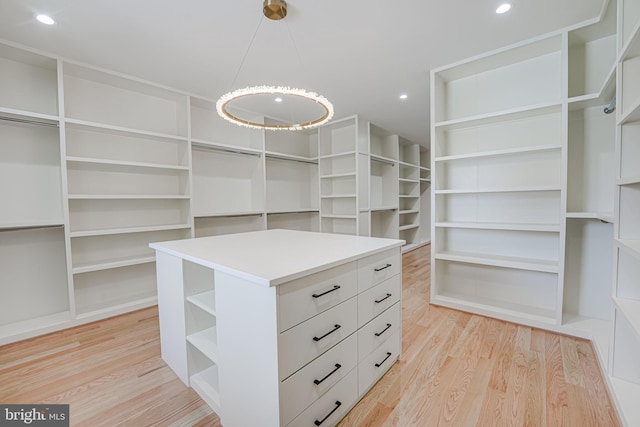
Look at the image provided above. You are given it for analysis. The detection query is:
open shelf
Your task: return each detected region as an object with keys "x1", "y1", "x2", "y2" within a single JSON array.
[
  {"x1": 435, "y1": 144, "x2": 561, "y2": 163},
  {"x1": 192, "y1": 144, "x2": 264, "y2": 216},
  {"x1": 432, "y1": 291, "x2": 556, "y2": 325},
  {"x1": 187, "y1": 327, "x2": 219, "y2": 363},
  {"x1": 435, "y1": 221, "x2": 560, "y2": 232},
  {"x1": 435, "y1": 185, "x2": 562, "y2": 194},
  {"x1": 190, "y1": 365, "x2": 221, "y2": 413},
  {"x1": 69, "y1": 223, "x2": 191, "y2": 238},
  {"x1": 63, "y1": 62, "x2": 188, "y2": 137},
  {"x1": 0, "y1": 44, "x2": 58, "y2": 116},
  {"x1": 435, "y1": 250, "x2": 559, "y2": 273},
  {"x1": 72, "y1": 256, "x2": 155, "y2": 274}
]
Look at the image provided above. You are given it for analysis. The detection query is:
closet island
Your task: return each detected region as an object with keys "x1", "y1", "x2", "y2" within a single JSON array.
[{"x1": 150, "y1": 229, "x2": 404, "y2": 427}]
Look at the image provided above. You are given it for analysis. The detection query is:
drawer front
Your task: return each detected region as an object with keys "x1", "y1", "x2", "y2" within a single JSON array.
[
  {"x1": 279, "y1": 297, "x2": 358, "y2": 381},
  {"x1": 357, "y1": 248, "x2": 400, "y2": 292},
  {"x1": 357, "y1": 302, "x2": 400, "y2": 362},
  {"x1": 357, "y1": 275, "x2": 401, "y2": 328},
  {"x1": 358, "y1": 329, "x2": 400, "y2": 396},
  {"x1": 286, "y1": 368, "x2": 358, "y2": 427},
  {"x1": 278, "y1": 262, "x2": 357, "y2": 333},
  {"x1": 280, "y1": 333, "x2": 358, "y2": 425}
]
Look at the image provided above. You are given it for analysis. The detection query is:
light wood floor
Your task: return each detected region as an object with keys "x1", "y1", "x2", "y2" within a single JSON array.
[{"x1": 0, "y1": 245, "x2": 620, "y2": 426}]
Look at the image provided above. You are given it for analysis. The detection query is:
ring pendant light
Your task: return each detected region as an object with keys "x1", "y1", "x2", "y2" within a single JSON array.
[{"x1": 216, "y1": 0, "x2": 334, "y2": 131}]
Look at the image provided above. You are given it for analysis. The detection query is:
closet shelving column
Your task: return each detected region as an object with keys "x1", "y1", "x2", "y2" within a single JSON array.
[
  {"x1": 561, "y1": 0, "x2": 617, "y2": 362},
  {"x1": 610, "y1": 0, "x2": 640, "y2": 423},
  {"x1": 0, "y1": 43, "x2": 70, "y2": 344},
  {"x1": 398, "y1": 138, "x2": 421, "y2": 251},
  {"x1": 368, "y1": 124, "x2": 399, "y2": 239},
  {"x1": 430, "y1": 34, "x2": 565, "y2": 326},
  {"x1": 264, "y1": 118, "x2": 319, "y2": 232},
  {"x1": 190, "y1": 97, "x2": 266, "y2": 237},
  {"x1": 419, "y1": 147, "x2": 431, "y2": 246},
  {"x1": 62, "y1": 62, "x2": 191, "y2": 318},
  {"x1": 318, "y1": 116, "x2": 366, "y2": 235}
]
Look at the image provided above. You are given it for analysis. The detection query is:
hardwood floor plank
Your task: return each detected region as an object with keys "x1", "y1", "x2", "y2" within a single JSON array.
[
  {"x1": 488, "y1": 321, "x2": 518, "y2": 392},
  {"x1": 450, "y1": 357, "x2": 495, "y2": 426},
  {"x1": 545, "y1": 332, "x2": 571, "y2": 427},
  {"x1": 560, "y1": 335, "x2": 586, "y2": 387},
  {"x1": 0, "y1": 244, "x2": 621, "y2": 427},
  {"x1": 524, "y1": 351, "x2": 547, "y2": 427}
]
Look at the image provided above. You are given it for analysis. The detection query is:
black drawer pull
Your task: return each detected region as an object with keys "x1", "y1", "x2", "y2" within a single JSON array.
[
  {"x1": 313, "y1": 324, "x2": 341, "y2": 342},
  {"x1": 313, "y1": 363, "x2": 342, "y2": 385},
  {"x1": 374, "y1": 263, "x2": 392, "y2": 272},
  {"x1": 375, "y1": 293, "x2": 392, "y2": 304},
  {"x1": 314, "y1": 400, "x2": 342, "y2": 426},
  {"x1": 312, "y1": 285, "x2": 341, "y2": 298},
  {"x1": 375, "y1": 352, "x2": 392, "y2": 367},
  {"x1": 374, "y1": 323, "x2": 392, "y2": 337}
]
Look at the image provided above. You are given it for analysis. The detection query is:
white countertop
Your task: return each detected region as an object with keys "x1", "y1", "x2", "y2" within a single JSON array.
[{"x1": 150, "y1": 229, "x2": 404, "y2": 287}]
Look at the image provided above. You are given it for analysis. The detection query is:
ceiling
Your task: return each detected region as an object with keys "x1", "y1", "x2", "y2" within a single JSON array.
[{"x1": 0, "y1": 0, "x2": 607, "y2": 146}]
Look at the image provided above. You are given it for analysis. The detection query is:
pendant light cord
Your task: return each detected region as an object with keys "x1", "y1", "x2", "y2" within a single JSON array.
[{"x1": 230, "y1": 15, "x2": 265, "y2": 88}]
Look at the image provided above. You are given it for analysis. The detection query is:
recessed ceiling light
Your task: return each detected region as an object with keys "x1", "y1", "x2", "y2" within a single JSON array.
[
  {"x1": 399, "y1": 94, "x2": 408, "y2": 100},
  {"x1": 274, "y1": 97, "x2": 283, "y2": 103},
  {"x1": 496, "y1": 3, "x2": 511, "y2": 14},
  {"x1": 36, "y1": 14, "x2": 55, "y2": 25}
]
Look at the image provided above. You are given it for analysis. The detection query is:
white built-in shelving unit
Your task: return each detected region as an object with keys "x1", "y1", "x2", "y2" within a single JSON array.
[
  {"x1": 62, "y1": 62, "x2": 192, "y2": 318},
  {"x1": 357, "y1": 122, "x2": 431, "y2": 251},
  {"x1": 431, "y1": 33, "x2": 565, "y2": 326},
  {"x1": 368, "y1": 124, "x2": 399, "y2": 240},
  {"x1": 318, "y1": 116, "x2": 365, "y2": 236},
  {"x1": 610, "y1": 0, "x2": 640, "y2": 424},
  {"x1": 0, "y1": 38, "x2": 430, "y2": 345},
  {"x1": 265, "y1": 120, "x2": 320, "y2": 232},
  {"x1": 431, "y1": 0, "x2": 640, "y2": 424},
  {"x1": 190, "y1": 97, "x2": 266, "y2": 237},
  {"x1": 0, "y1": 44, "x2": 69, "y2": 342}
]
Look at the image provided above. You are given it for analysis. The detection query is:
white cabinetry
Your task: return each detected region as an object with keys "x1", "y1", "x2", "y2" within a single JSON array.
[
  {"x1": 610, "y1": 0, "x2": 640, "y2": 423},
  {"x1": 0, "y1": 44, "x2": 69, "y2": 342},
  {"x1": 319, "y1": 116, "x2": 367, "y2": 235},
  {"x1": 63, "y1": 63, "x2": 192, "y2": 317},
  {"x1": 431, "y1": 34, "x2": 564, "y2": 326},
  {"x1": 190, "y1": 97, "x2": 266, "y2": 237},
  {"x1": 265, "y1": 125, "x2": 320, "y2": 232},
  {"x1": 151, "y1": 229, "x2": 403, "y2": 427},
  {"x1": 360, "y1": 122, "x2": 431, "y2": 251},
  {"x1": 431, "y1": 1, "x2": 640, "y2": 424},
  {"x1": 0, "y1": 39, "x2": 424, "y2": 345}
]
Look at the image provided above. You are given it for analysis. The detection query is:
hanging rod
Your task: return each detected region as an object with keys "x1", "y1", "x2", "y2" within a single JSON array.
[
  {"x1": 604, "y1": 97, "x2": 616, "y2": 114},
  {"x1": 265, "y1": 153, "x2": 318, "y2": 165},
  {"x1": 267, "y1": 210, "x2": 319, "y2": 215},
  {"x1": 0, "y1": 115, "x2": 59, "y2": 128},
  {"x1": 0, "y1": 224, "x2": 64, "y2": 233},
  {"x1": 370, "y1": 156, "x2": 396, "y2": 166},
  {"x1": 192, "y1": 142, "x2": 262, "y2": 158},
  {"x1": 196, "y1": 212, "x2": 264, "y2": 219}
]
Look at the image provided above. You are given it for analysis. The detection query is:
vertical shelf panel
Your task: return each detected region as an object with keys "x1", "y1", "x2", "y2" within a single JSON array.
[
  {"x1": 0, "y1": 44, "x2": 58, "y2": 116},
  {"x1": 192, "y1": 148, "x2": 264, "y2": 216},
  {"x1": 63, "y1": 63, "x2": 188, "y2": 137},
  {"x1": 65, "y1": 123, "x2": 189, "y2": 167},
  {"x1": 191, "y1": 97, "x2": 263, "y2": 150},
  {"x1": 267, "y1": 212, "x2": 319, "y2": 232},
  {"x1": 194, "y1": 215, "x2": 265, "y2": 238},
  {"x1": 563, "y1": 219, "x2": 613, "y2": 321},
  {"x1": 433, "y1": 35, "x2": 562, "y2": 123},
  {"x1": 0, "y1": 120, "x2": 63, "y2": 226},
  {"x1": 73, "y1": 263, "x2": 157, "y2": 317},
  {"x1": 266, "y1": 157, "x2": 318, "y2": 213},
  {"x1": 0, "y1": 227, "x2": 69, "y2": 327},
  {"x1": 567, "y1": 105, "x2": 616, "y2": 214}
]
